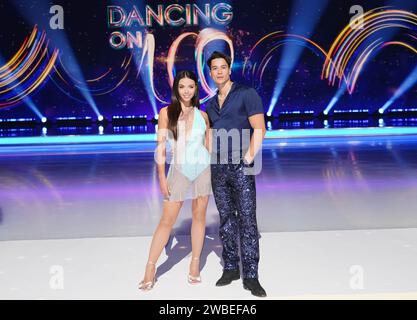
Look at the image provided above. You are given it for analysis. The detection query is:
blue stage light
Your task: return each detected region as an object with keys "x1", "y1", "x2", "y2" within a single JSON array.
[
  {"x1": 378, "y1": 119, "x2": 385, "y2": 127},
  {"x1": 12, "y1": 1, "x2": 102, "y2": 119},
  {"x1": 268, "y1": 0, "x2": 329, "y2": 115},
  {"x1": 380, "y1": 64, "x2": 417, "y2": 114},
  {"x1": 4, "y1": 126, "x2": 417, "y2": 146},
  {"x1": 0, "y1": 54, "x2": 45, "y2": 121}
]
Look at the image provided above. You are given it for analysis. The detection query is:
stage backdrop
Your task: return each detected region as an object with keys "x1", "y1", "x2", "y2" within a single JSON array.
[{"x1": 1, "y1": 0, "x2": 417, "y2": 121}]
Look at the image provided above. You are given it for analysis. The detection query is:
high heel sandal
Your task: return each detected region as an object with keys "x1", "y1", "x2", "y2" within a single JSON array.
[
  {"x1": 138, "y1": 261, "x2": 156, "y2": 291},
  {"x1": 188, "y1": 257, "x2": 202, "y2": 284}
]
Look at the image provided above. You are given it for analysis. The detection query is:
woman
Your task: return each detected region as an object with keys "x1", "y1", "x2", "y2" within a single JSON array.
[{"x1": 139, "y1": 70, "x2": 212, "y2": 291}]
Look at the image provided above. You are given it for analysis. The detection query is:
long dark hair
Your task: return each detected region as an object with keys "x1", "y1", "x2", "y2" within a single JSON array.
[{"x1": 167, "y1": 70, "x2": 200, "y2": 140}]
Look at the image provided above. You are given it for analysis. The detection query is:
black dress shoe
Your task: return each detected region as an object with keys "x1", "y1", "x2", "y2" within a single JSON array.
[
  {"x1": 215, "y1": 269, "x2": 240, "y2": 286},
  {"x1": 243, "y1": 278, "x2": 267, "y2": 297}
]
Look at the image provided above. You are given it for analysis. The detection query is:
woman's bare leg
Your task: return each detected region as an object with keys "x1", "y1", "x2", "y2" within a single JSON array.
[
  {"x1": 142, "y1": 200, "x2": 184, "y2": 283},
  {"x1": 189, "y1": 196, "x2": 209, "y2": 277}
]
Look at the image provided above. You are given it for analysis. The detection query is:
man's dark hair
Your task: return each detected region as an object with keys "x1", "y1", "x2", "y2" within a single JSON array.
[{"x1": 207, "y1": 51, "x2": 232, "y2": 69}]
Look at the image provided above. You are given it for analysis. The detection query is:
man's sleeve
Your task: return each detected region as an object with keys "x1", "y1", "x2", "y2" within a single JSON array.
[{"x1": 244, "y1": 88, "x2": 264, "y2": 117}]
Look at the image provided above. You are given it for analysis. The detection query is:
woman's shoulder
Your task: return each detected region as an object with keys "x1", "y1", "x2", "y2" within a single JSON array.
[
  {"x1": 157, "y1": 107, "x2": 170, "y2": 126},
  {"x1": 159, "y1": 106, "x2": 169, "y2": 117}
]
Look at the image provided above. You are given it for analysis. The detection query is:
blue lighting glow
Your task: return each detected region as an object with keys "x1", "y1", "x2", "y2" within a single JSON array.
[
  {"x1": 267, "y1": 0, "x2": 329, "y2": 116},
  {"x1": 333, "y1": 109, "x2": 369, "y2": 113},
  {"x1": 2, "y1": 127, "x2": 417, "y2": 146},
  {"x1": 11, "y1": 0, "x2": 102, "y2": 118},
  {"x1": 323, "y1": 97, "x2": 339, "y2": 115},
  {"x1": 56, "y1": 117, "x2": 92, "y2": 120},
  {"x1": 0, "y1": 53, "x2": 45, "y2": 120},
  {"x1": 0, "y1": 118, "x2": 36, "y2": 122},
  {"x1": 380, "y1": 64, "x2": 417, "y2": 114}
]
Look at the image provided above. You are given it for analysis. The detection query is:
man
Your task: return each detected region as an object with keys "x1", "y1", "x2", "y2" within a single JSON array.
[{"x1": 205, "y1": 51, "x2": 267, "y2": 297}]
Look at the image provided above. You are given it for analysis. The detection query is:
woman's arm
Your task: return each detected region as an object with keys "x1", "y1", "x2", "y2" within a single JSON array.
[
  {"x1": 201, "y1": 111, "x2": 212, "y2": 153},
  {"x1": 156, "y1": 107, "x2": 168, "y2": 177}
]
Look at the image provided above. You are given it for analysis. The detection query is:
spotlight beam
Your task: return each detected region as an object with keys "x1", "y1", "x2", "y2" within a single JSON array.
[
  {"x1": 267, "y1": 0, "x2": 329, "y2": 116},
  {"x1": 0, "y1": 55, "x2": 45, "y2": 119},
  {"x1": 12, "y1": 0, "x2": 101, "y2": 117},
  {"x1": 380, "y1": 63, "x2": 417, "y2": 114},
  {"x1": 323, "y1": 81, "x2": 347, "y2": 115}
]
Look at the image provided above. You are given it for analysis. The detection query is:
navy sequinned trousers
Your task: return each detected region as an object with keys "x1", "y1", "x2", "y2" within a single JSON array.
[{"x1": 211, "y1": 159, "x2": 260, "y2": 279}]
